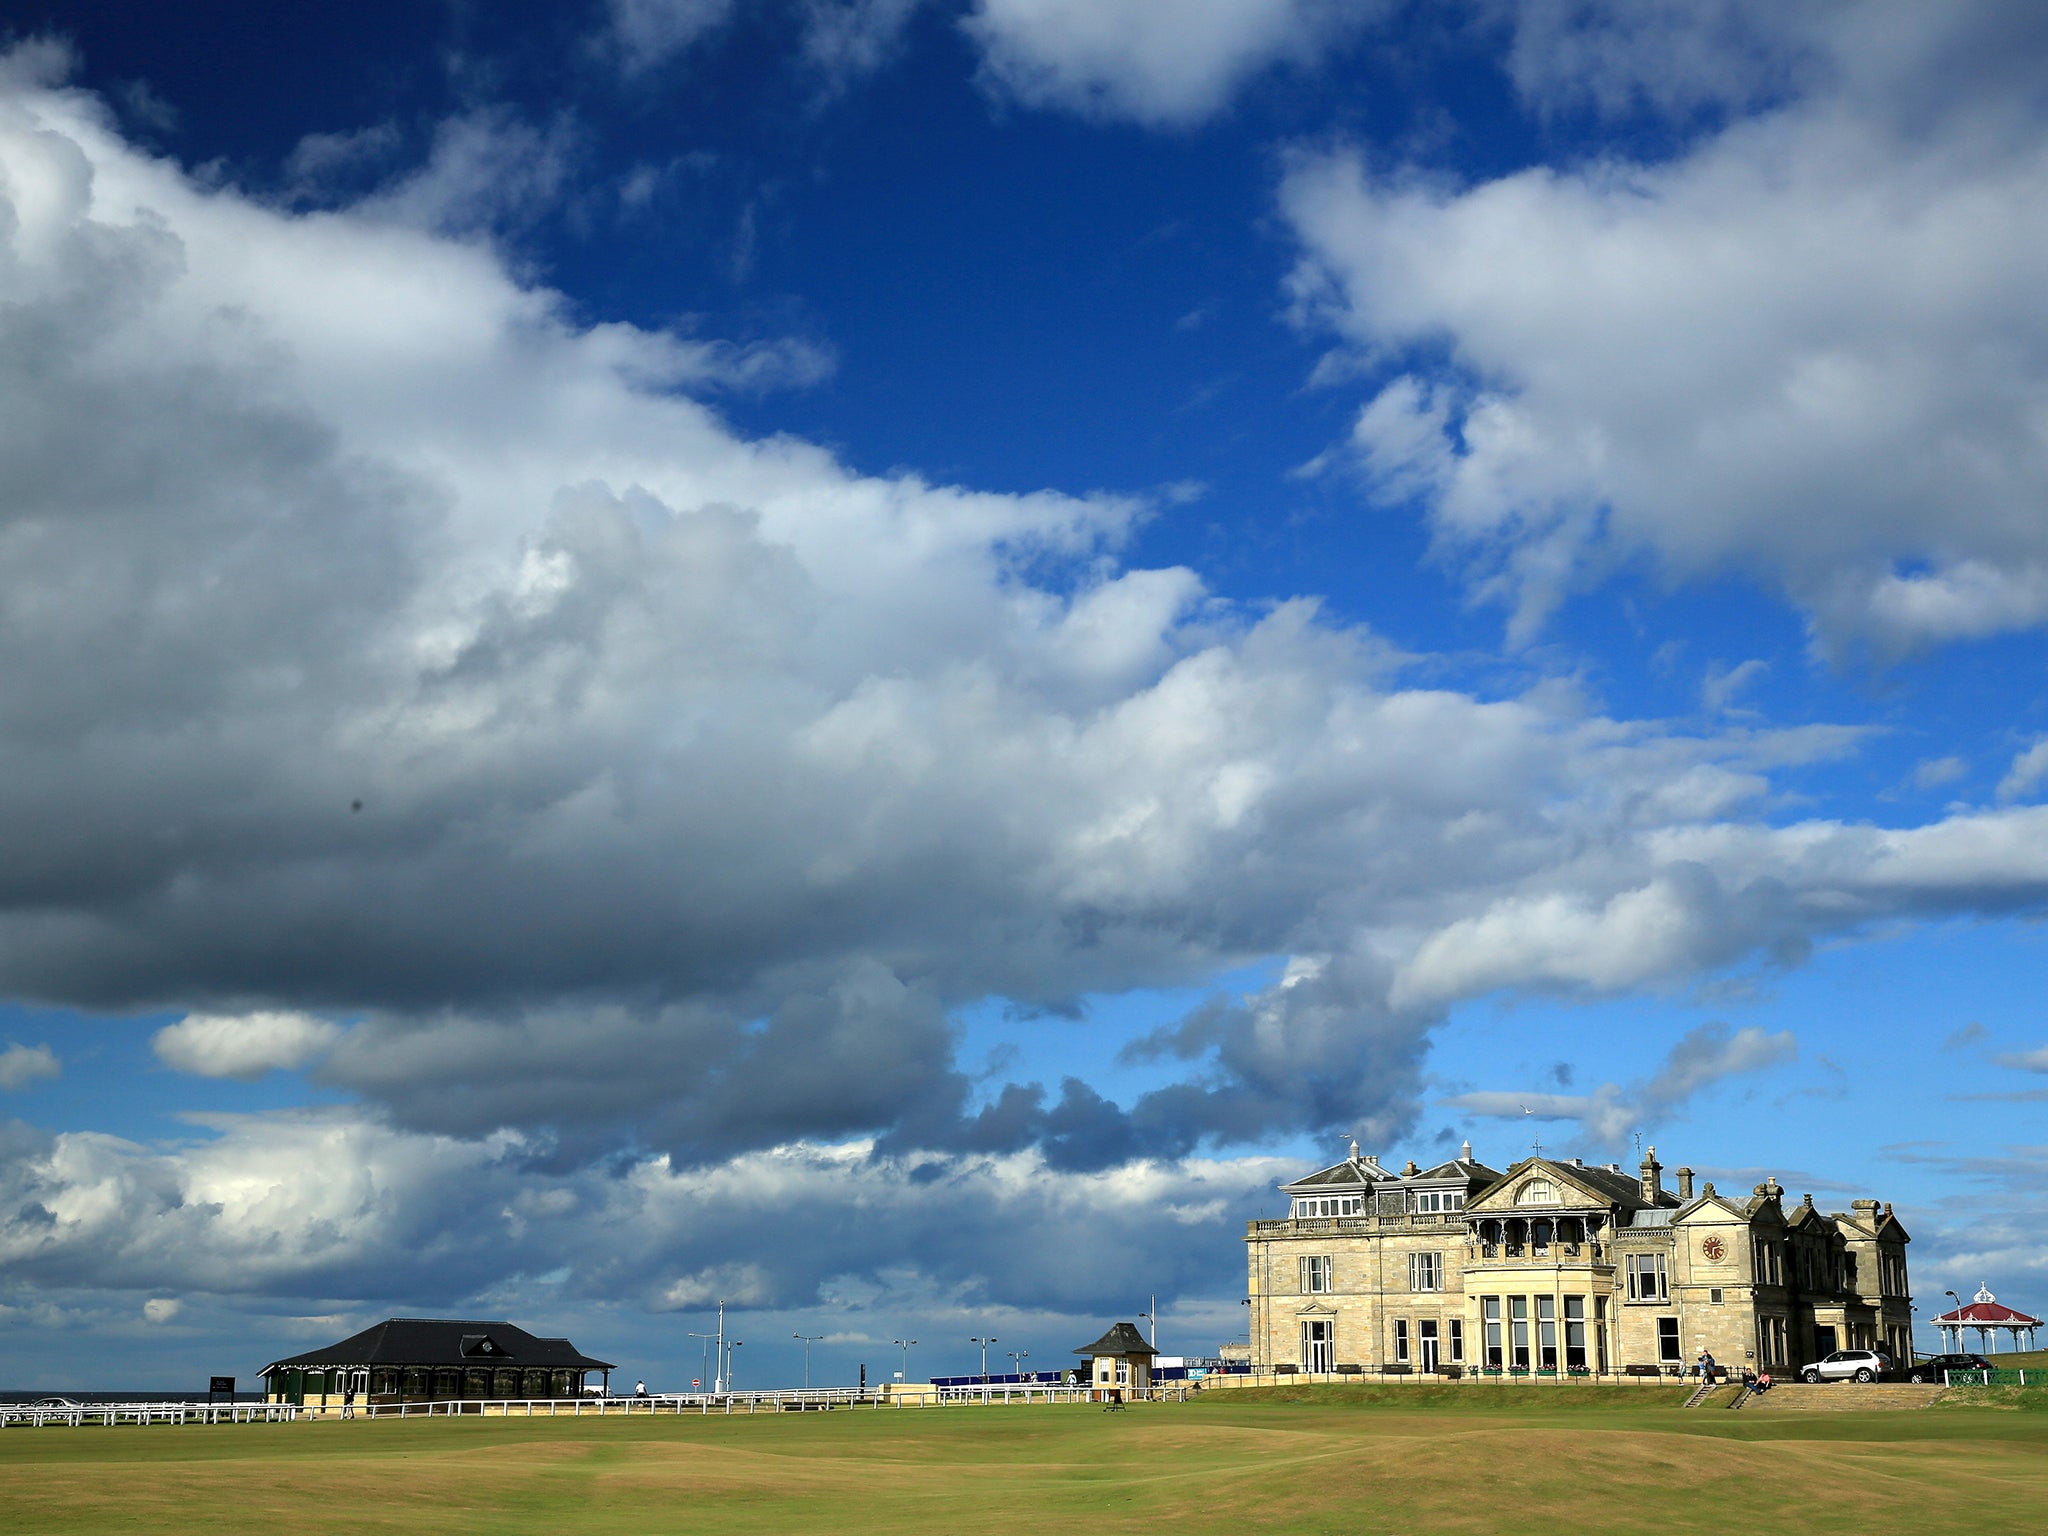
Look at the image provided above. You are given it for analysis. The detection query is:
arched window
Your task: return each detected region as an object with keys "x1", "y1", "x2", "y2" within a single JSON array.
[{"x1": 1514, "y1": 1179, "x2": 1556, "y2": 1206}]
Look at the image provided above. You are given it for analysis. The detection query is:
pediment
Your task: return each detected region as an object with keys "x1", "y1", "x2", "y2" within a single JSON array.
[{"x1": 1466, "y1": 1161, "x2": 1615, "y2": 1214}]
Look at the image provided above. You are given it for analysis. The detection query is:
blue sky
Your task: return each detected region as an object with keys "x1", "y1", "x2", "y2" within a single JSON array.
[{"x1": 2, "y1": 1, "x2": 2047, "y2": 1391}]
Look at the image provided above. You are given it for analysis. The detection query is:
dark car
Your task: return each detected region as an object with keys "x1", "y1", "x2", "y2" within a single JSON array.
[{"x1": 1905, "y1": 1353, "x2": 1990, "y2": 1384}]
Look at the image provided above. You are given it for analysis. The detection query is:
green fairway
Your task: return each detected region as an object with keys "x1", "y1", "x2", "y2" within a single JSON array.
[{"x1": 2, "y1": 1392, "x2": 2042, "y2": 1535}]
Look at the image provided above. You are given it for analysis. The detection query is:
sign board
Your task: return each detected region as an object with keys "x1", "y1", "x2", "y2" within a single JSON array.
[
  {"x1": 208, "y1": 1376, "x2": 235, "y2": 1401},
  {"x1": 692, "y1": 1378, "x2": 700, "y2": 1389}
]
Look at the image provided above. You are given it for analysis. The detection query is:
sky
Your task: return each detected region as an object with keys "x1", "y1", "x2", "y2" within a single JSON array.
[{"x1": 1, "y1": 0, "x2": 2046, "y2": 1391}]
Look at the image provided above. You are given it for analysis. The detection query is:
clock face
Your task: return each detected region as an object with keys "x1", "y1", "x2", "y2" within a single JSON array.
[{"x1": 1702, "y1": 1236, "x2": 1726, "y2": 1262}]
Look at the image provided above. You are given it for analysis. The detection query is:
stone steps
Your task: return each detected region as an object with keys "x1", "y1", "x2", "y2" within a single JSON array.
[{"x1": 1741, "y1": 1383, "x2": 1944, "y2": 1411}]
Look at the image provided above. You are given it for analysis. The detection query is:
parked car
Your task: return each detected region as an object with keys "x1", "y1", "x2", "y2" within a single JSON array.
[
  {"x1": 1799, "y1": 1349, "x2": 1893, "y2": 1384},
  {"x1": 1904, "y1": 1353, "x2": 1990, "y2": 1384},
  {"x1": 31, "y1": 1397, "x2": 81, "y2": 1408}
]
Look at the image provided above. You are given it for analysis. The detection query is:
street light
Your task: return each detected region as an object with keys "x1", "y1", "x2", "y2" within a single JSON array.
[
  {"x1": 1008, "y1": 1349, "x2": 1029, "y2": 1380},
  {"x1": 687, "y1": 1331, "x2": 716, "y2": 1393},
  {"x1": 971, "y1": 1336, "x2": 998, "y2": 1387},
  {"x1": 794, "y1": 1333, "x2": 823, "y2": 1391},
  {"x1": 893, "y1": 1338, "x2": 917, "y2": 1382},
  {"x1": 726, "y1": 1341, "x2": 743, "y2": 1391}
]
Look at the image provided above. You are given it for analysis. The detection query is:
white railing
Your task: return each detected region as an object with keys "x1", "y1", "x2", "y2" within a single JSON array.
[
  {"x1": 4, "y1": 1383, "x2": 1158, "y2": 1429},
  {"x1": 0, "y1": 1401, "x2": 299, "y2": 1428}
]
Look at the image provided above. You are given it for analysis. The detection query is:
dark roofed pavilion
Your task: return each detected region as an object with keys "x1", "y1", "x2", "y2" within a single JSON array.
[{"x1": 261, "y1": 1318, "x2": 615, "y2": 1407}]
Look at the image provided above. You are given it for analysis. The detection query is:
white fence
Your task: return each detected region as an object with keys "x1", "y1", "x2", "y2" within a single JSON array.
[
  {"x1": 1, "y1": 1382, "x2": 1172, "y2": 1429},
  {"x1": 0, "y1": 1401, "x2": 298, "y2": 1428}
]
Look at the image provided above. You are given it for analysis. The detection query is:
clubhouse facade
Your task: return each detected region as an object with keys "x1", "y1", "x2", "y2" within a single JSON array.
[{"x1": 1246, "y1": 1143, "x2": 1912, "y2": 1379}]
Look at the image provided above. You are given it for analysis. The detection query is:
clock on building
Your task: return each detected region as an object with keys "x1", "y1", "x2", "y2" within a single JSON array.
[{"x1": 1701, "y1": 1236, "x2": 1726, "y2": 1262}]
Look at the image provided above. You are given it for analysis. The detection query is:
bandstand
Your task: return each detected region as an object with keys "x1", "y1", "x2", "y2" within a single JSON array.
[{"x1": 1930, "y1": 1285, "x2": 2040, "y2": 1354}]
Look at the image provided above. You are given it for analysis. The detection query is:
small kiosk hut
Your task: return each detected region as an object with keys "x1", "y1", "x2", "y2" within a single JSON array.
[
  {"x1": 1076, "y1": 1322, "x2": 1157, "y2": 1401},
  {"x1": 261, "y1": 1318, "x2": 614, "y2": 1409},
  {"x1": 1930, "y1": 1285, "x2": 2041, "y2": 1355}
]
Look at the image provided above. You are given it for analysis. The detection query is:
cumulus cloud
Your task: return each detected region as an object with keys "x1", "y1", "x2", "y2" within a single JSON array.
[
  {"x1": 0, "y1": 1107, "x2": 1289, "y2": 1325},
  {"x1": 1285, "y1": 0, "x2": 2048, "y2": 656},
  {"x1": 0, "y1": 1044, "x2": 60, "y2": 1090},
  {"x1": 1997, "y1": 739, "x2": 2048, "y2": 803},
  {"x1": 8, "y1": 51, "x2": 2048, "y2": 1201},
  {"x1": 153, "y1": 1013, "x2": 345, "y2": 1080},
  {"x1": 964, "y1": 0, "x2": 1383, "y2": 126},
  {"x1": 142, "y1": 1296, "x2": 182, "y2": 1323},
  {"x1": 1446, "y1": 1020, "x2": 1797, "y2": 1144}
]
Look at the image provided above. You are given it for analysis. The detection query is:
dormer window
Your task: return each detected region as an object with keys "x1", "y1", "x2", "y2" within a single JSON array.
[
  {"x1": 1292, "y1": 1195, "x2": 1364, "y2": 1218},
  {"x1": 1514, "y1": 1180, "x2": 1557, "y2": 1206},
  {"x1": 1412, "y1": 1190, "x2": 1465, "y2": 1214}
]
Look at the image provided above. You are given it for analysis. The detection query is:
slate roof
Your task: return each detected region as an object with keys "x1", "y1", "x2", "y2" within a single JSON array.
[
  {"x1": 259, "y1": 1318, "x2": 614, "y2": 1375},
  {"x1": 1075, "y1": 1322, "x2": 1158, "y2": 1358},
  {"x1": 1414, "y1": 1155, "x2": 1503, "y2": 1184},
  {"x1": 1281, "y1": 1155, "x2": 1387, "y2": 1192}
]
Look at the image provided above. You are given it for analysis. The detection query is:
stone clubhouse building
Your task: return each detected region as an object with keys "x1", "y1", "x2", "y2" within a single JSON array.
[{"x1": 1246, "y1": 1142, "x2": 1912, "y2": 1378}]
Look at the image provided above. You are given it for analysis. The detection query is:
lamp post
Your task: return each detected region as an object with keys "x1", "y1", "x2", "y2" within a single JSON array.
[
  {"x1": 971, "y1": 1336, "x2": 998, "y2": 1393},
  {"x1": 893, "y1": 1338, "x2": 916, "y2": 1384},
  {"x1": 726, "y1": 1341, "x2": 742, "y2": 1391},
  {"x1": 687, "y1": 1331, "x2": 716, "y2": 1393},
  {"x1": 1008, "y1": 1349, "x2": 1029, "y2": 1381},
  {"x1": 794, "y1": 1333, "x2": 823, "y2": 1391},
  {"x1": 1946, "y1": 1290, "x2": 1962, "y2": 1356},
  {"x1": 1140, "y1": 1295, "x2": 1157, "y2": 1353}
]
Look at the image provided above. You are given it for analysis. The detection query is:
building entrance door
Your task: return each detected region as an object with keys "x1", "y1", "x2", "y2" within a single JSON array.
[
  {"x1": 1301, "y1": 1320, "x2": 1334, "y2": 1374},
  {"x1": 1418, "y1": 1321, "x2": 1439, "y2": 1372},
  {"x1": 1813, "y1": 1325, "x2": 1838, "y2": 1358}
]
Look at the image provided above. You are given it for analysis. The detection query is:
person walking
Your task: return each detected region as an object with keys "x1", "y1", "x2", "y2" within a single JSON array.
[{"x1": 341, "y1": 1379, "x2": 355, "y2": 1421}]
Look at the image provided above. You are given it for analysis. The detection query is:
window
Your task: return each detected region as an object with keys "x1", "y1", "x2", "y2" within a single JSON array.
[
  {"x1": 1394, "y1": 1318, "x2": 1410, "y2": 1363},
  {"x1": 1408, "y1": 1251, "x2": 1444, "y2": 1291},
  {"x1": 1514, "y1": 1180, "x2": 1556, "y2": 1206},
  {"x1": 1483, "y1": 1298, "x2": 1503, "y2": 1368},
  {"x1": 1563, "y1": 1296, "x2": 1587, "y2": 1370},
  {"x1": 1509, "y1": 1297, "x2": 1530, "y2": 1369},
  {"x1": 1300, "y1": 1255, "x2": 1333, "y2": 1293},
  {"x1": 1449, "y1": 1317, "x2": 1464, "y2": 1364},
  {"x1": 1412, "y1": 1189, "x2": 1466, "y2": 1214},
  {"x1": 1657, "y1": 1317, "x2": 1681, "y2": 1364},
  {"x1": 1537, "y1": 1297, "x2": 1557, "y2": 1370},
  {"x1": 1301, "y1": 1320, "x2": 1334, "y2": 1374},
  {"x1": 1625, "y1": 1253, "x2": 1668, "y2": 1302},
  {"x1": 1708, "y1": 1287, "x2": 1724, "y2": 1305},
  {"x1": 1293, "y1": 1196, "x2": 1361, "y2": 1218}
]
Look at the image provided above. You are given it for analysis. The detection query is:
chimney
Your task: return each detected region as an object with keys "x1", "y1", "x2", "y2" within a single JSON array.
[
  {"x1": 1676, "y1": 1166, "x2": 1695, "y2": 1201},
  {"x1": 1639, "y1": 1145, "x2": 1663, "y2": 1203},
  {"x1": 1460, "y1": 1140, "x2": 1473, "y2": 1163}
]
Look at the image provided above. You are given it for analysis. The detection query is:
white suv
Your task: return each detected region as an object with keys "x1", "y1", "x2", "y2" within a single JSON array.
[{"x1": 1800, "y1": 1349, "x2": 1891, "y2": 1384}]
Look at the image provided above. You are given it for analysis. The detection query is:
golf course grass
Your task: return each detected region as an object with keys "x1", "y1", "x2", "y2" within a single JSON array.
[{"x1": 3, "y1": 1387, "x2": 2042, "y2": 1535}]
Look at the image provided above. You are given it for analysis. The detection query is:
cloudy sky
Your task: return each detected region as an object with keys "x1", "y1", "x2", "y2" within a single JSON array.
[{"x1": 3, "y1": 0, "x2": 2047, "y2": 1390}]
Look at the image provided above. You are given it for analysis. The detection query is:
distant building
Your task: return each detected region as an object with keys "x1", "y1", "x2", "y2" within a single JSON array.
[
  {"x1": 1076, "y1": 1321, "x2": 1157, "y2": 1398},
  {"x1": 1246, "y1": 1141, "x2": 1911, "y2": 1378},
  {"x1": 261, "y1": 1318, "x2": 614, "y2": 1407}
]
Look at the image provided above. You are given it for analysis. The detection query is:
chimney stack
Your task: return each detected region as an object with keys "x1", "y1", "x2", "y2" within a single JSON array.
[
  {"x1": 1676, "y1": 1166, "x2": 1695, "y2": 1201},
  {"x1": 1639, "y1": 1145, "x2": 1663, "y2": 1203}
]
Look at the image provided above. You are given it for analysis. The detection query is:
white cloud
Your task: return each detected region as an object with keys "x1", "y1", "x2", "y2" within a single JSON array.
[
  {"x1": 8, "y1": 53, "x2": 2048, "y2": 1180},
  {"x1": 153, "y1": 1014, "x2": 344, "y2": 1080},
  {"x1": 142, "y1": 1296, "x2": 182, "y2": 1323},
  {"x1": 1447, "y1": 1021, "x2": 1796, "y2": 1144},
  {"x1": 963, "y1": 0, "x2": 1382, "y2": 126},
  {"x1": 608, "y1": 0, "x2": 739, "y2": 70},
  {"x1": 0, "y1": 1043, "x2": 59, "y2": 1090},
  {"x1": 1998, "y1": 739, "x2": 2048, "y2": 802},
  {"x1": 1912, "y1": 756, "x2": 1967, "y2": 791},
  {"x1": 1993, "y1": 1046, "x2": 2048, "y2": 1073},
  {"x1": 1284, "y1": 2, "x2": 2048, "y2": 655}
]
